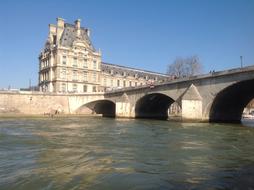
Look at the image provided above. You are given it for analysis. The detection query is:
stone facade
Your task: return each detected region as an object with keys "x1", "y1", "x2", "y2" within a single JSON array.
[{"x1": 38, "y1": 18, "x2": 169, "y2": 93}]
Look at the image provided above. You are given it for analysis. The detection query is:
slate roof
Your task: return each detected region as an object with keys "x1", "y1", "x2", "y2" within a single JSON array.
[
  {"x1": 101, "y1": 62, "x2": 169, "y2": 80},
  {"x1": 57, "y1": 21, "x2": 169, "y2": 80},
  {"x1": 60, "y1": 23, "x2": 95, "y2": 50}
]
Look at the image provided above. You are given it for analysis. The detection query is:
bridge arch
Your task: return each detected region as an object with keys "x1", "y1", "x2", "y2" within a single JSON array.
[
  {"x1": 77, "y1": 99, "x2": 115, "y2": 117},
  {"x1": 135, "y1": 93, "x2": 175, "y2": 120},
  {"x1": 209, "y1": 79, "x2": 254, "y2": 123}
]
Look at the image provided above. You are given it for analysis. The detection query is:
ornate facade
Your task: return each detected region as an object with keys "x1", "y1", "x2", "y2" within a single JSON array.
[{"x1": 39, "y1": 18, "x2": 169, "y2": 93}]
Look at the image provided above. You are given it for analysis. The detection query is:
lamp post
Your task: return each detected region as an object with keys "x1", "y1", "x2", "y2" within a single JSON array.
[{"x1": 240, "y1": 56, "x2": 243, "y2": 68}]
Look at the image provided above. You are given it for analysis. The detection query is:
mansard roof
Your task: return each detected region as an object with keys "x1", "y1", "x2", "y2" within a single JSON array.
[
  {"x1": 60, "y1": 23, "x2": 95, "y2": 50},
  {"x1": 101, "y1": 62, "x2": 169, "y2": 79}
]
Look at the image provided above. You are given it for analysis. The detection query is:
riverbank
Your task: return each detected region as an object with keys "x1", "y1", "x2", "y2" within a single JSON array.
[
  {"x1": 0, "y1": 114, "x2": 208, "y2": 123},
  {"x1": 0, "y1": 113, "x2": 103, "y2": 119}
]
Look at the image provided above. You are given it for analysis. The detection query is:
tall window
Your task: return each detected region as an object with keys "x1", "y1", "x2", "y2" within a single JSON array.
[
  {"x1": 93, "y1": 60, "x2": 97, "y2": 69},
  {"x1": 73, "y1": 57, "x2": 77, "y2": 67},
  {"x1": 117, "y1": 80, "x2": 120, "y2": 87},
  {"x1": 129, "y1": 81, "x2": 132, "y2": 87},
  {"x1": 92, "y1": 86, "x2": 97, "y2": 92},
  {"x1": 73, "y1": 84, "x2": 77, "y2": 92},
  {"x1": 72, "y1": 70, "x2": 78, "y2": 81},
  {"x1": 123, "y1": 80, "x2": 126, "y2": 87},
  {"x1": 61, "y1": 83, "x2": 66, "y2": 92},
  {"x1": 62, "y1": 56, "x2": 67, "y2": 65},
  {"x1": 83, "y1": 59, "x2": 88, "y2": 68},
  {"x1": 93, "y1": 72, "x2": 97, "y2": 82},
  {"x1": 61, "y1": 68, "x2": 66, "y2": 79},
  {"x1": 83, "y1": 85, "x2": 87, "y2": 92},
  {"x1": 45, "y1": 59, "x2": 48, "y2": 67},
  {"x1": 84, "y1": 71, "x2": 87, "y2": 81},
  {"x1": 135, "y1": 82, "x2": 137, "y2": 87},
  {"x1": 111, "y1": 79, "x2": 113, "y2": 86}
]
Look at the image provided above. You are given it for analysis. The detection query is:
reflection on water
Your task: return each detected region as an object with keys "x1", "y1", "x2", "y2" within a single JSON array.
[
  {"x1": 242, "y1": 118, "x2": 254, "y2": 127},
  {"x1": 0, "y1": 117, "x2": 254, "y2": 189}
]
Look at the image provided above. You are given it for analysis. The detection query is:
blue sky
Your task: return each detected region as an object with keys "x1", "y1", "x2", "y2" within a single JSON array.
[{"x1": 0, "y1": 0, "x2": 253, "y2": 88}]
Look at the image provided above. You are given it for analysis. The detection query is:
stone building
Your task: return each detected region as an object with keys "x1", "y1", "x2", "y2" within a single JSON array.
[{"x1": 39, "y1": 18, "x2": 169, "y2": 93}]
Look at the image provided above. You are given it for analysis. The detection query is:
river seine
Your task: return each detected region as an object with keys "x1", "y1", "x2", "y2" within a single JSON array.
[{"x1": 0, "y1": 117, "x2": 254, "y2": 190}]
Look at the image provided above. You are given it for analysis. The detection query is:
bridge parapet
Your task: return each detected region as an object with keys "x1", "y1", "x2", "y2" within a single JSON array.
[{"x1": 105, "y1": 65, "x2": 254, "y2": 95}]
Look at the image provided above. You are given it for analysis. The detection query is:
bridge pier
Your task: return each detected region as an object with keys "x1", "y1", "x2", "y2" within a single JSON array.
[
  {"x1": 113, "y1": 85, "x2": 205, "y2": 121},
  {"x1": 182, "y1": 99, "x2": 203, "y2": 121},
  {"x1": 181, "y1": 84, "x2": 203, "y2": 121},
  {"x1": 115, "y1": 102, "x2": 135, "y2": 118}
]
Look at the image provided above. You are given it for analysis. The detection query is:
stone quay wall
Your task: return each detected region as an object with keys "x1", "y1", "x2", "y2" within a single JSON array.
[{"x1": 0, "y1": 91, "x2": 104, "y2": 115}]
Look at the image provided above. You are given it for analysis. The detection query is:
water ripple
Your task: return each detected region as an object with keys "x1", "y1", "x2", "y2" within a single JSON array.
[{"x1": 0, "y1": 117, "x2": 254, "y2": 189}]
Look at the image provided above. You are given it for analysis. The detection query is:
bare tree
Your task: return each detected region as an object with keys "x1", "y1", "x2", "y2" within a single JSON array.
[{"x1": 167, "y1": 55, "x2": 202, "y2": 78}]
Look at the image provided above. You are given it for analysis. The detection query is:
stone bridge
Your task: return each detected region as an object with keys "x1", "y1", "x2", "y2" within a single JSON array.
[
  {"x1": 1, "y1": 66, "x2": 254, "y2": 123},
  {"x1": 83, "y1": 66, "x2": 254, "y2": 123}
]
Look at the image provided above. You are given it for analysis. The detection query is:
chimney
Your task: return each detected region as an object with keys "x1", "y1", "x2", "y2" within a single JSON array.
[
  {"x1": 75, "y1": 19, "x2": 81, "y2": 28},
  {"x1": 57, "y1": 17, "x2": 65, "y2": 28},
  {"x1": 75, "y1": 19, "x2": 81, "y2": 37},
  {"x1": 56, "y1": 17, "x2": 65, "y2": 44},
  {"x1": 48, "y1": 24, "x2": 56, "y2": 43}
]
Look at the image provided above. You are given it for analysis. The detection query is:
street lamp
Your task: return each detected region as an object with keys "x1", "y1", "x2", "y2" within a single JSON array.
[{"x1": 240, "y1": 56, "x2": 243, "y2": 68}]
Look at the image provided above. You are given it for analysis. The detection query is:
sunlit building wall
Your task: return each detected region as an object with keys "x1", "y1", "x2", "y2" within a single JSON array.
[{"x1": 39, "y1": 18, "x2": 169, "y2": 93}]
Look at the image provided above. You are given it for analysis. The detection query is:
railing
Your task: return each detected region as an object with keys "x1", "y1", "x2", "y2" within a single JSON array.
[{"x1": 0, "y1": 89, "x2": 105, "y2": 96}]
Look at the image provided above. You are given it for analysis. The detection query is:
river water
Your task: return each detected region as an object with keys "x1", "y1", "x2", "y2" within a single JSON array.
[{"x1": 0, "y1": 117, "x2": 254, "y2": 190}]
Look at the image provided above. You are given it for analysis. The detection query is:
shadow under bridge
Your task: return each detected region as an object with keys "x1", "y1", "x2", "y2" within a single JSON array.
[
  {"x1": 209, "y1": 79, "x2": 254, "y2": 123},
  {"x1": 135, "y1": 93, "x2": 175, "y2": 120},
  {"x1": 77, "y1": 100, "x2": 115, "y2": 117}
]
